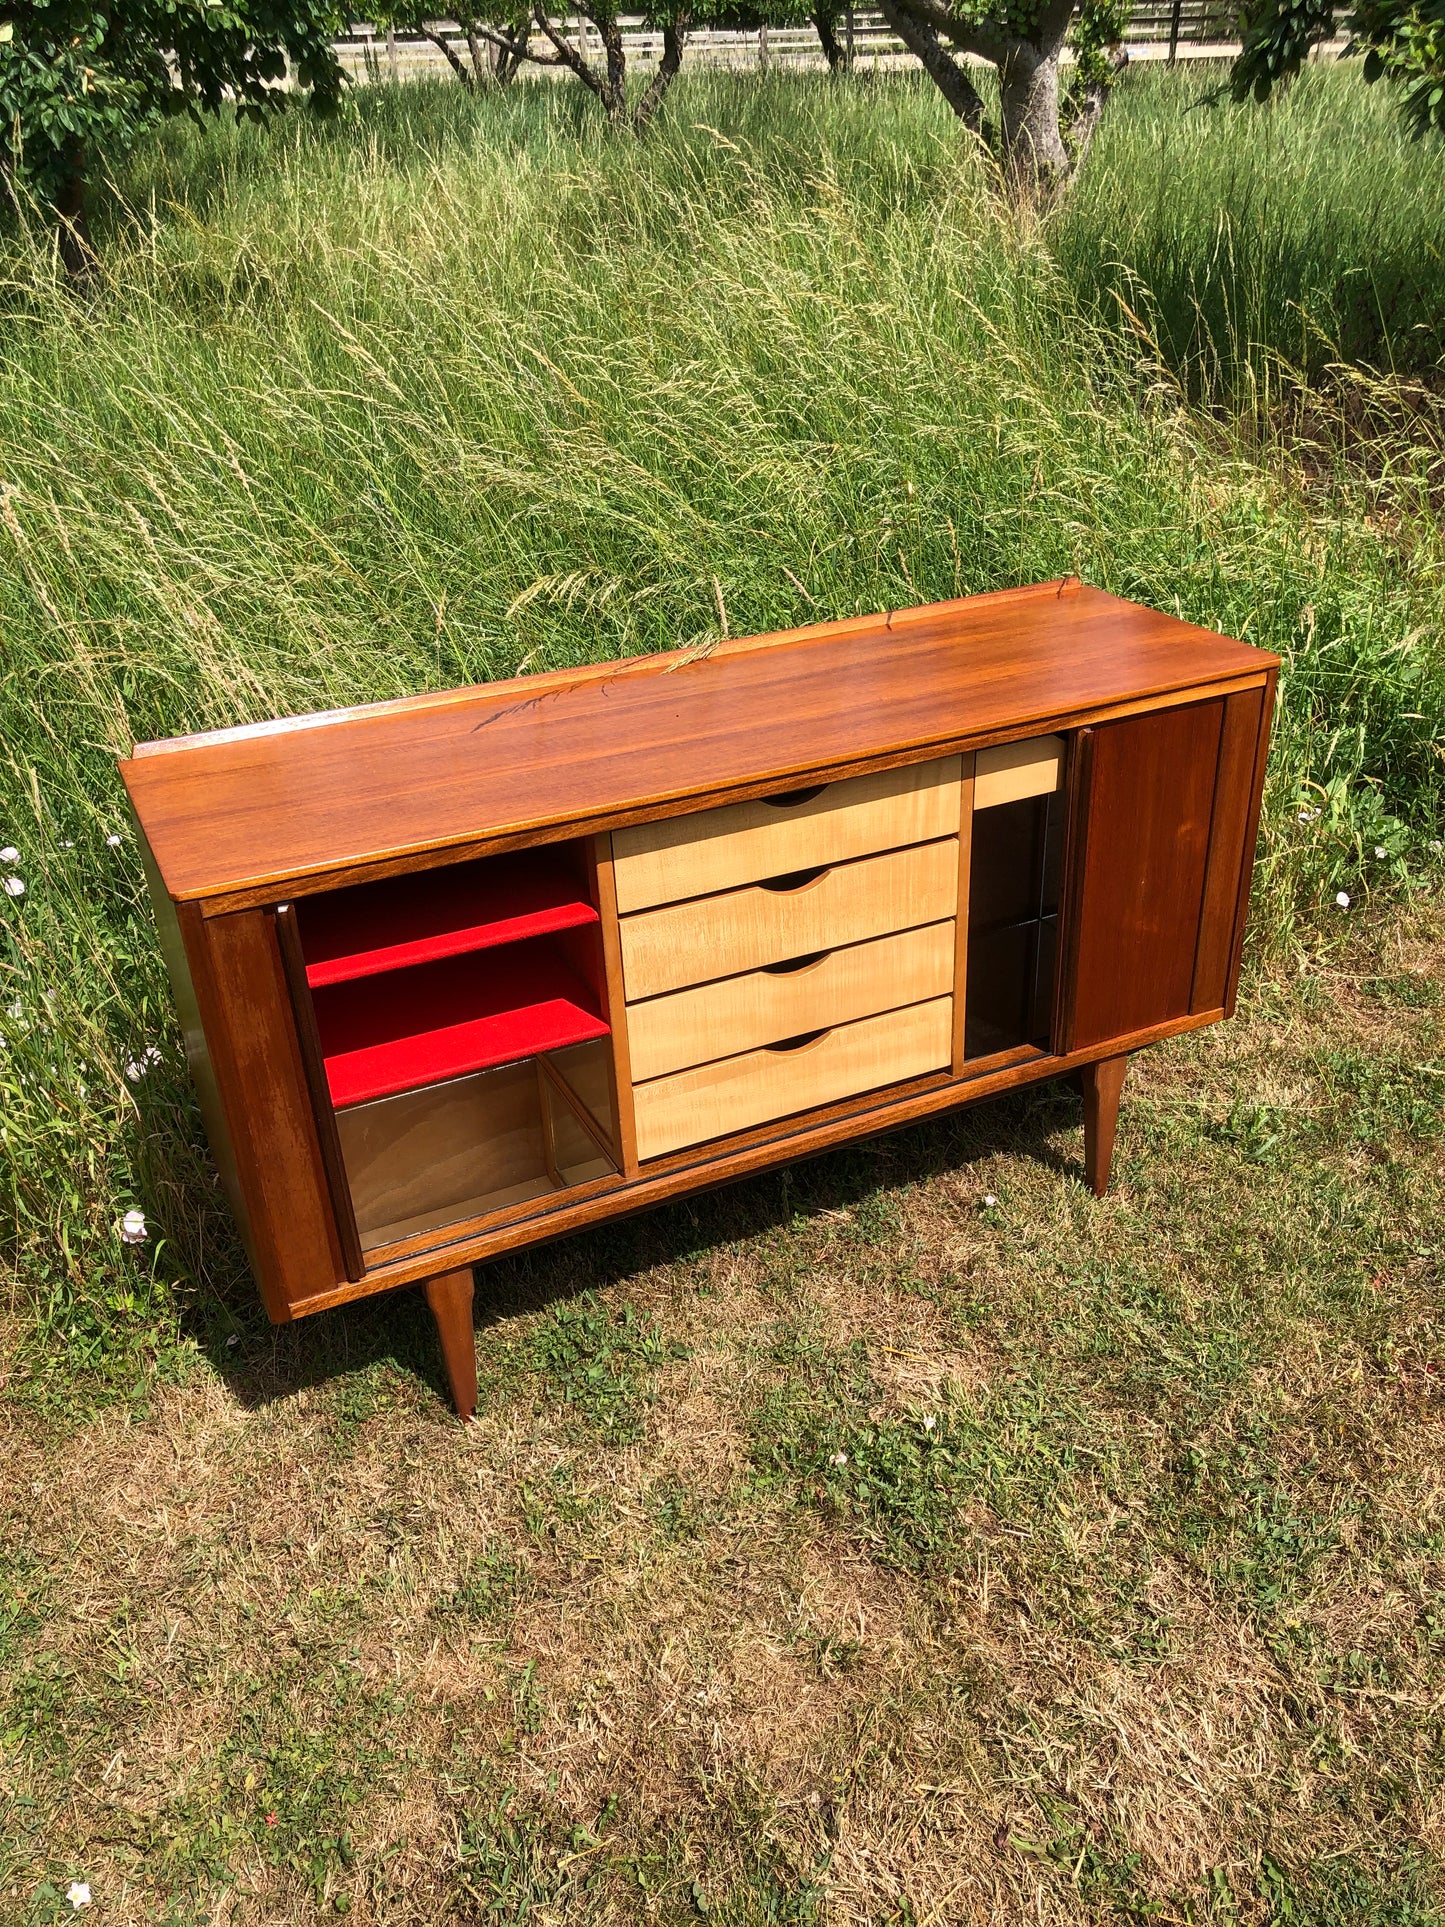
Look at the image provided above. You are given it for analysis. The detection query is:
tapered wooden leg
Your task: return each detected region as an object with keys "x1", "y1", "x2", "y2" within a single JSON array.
[
  {"x1": 424, "y1": 1268, "x2": 477, "y2": 1421},
  {"x1": 1081, "y1": 1054, "x2": 1129, "y2": 1198}
]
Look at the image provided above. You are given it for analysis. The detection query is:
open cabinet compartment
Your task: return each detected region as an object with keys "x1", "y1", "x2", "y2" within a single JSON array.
[
  {"x1": 336, "y1": 1038, "x2": 619, "y2": 1252},
  {"x1": 284, "y1": 839, "x2": 622, "y2": 1257},
  {"x1": 964, "y1": 760, "x2": 1066, "y2": 1060},
  {"x1": 294, "y1": 846, "x2": 598, "y2": 988}
]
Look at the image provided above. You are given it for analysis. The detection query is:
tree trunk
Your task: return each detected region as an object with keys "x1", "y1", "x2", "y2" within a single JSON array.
[
  {"x1": 879, "y1": 0, "x2": 984, "y2": 128},
  {"x1": 813, "y1": 8, "x2": 845, "y2": 71},
  {"x1": 54, "y1": 146, "x2": 95, "y2": 282},
  {"x1": 632, "y1": 14, "x2": 688, "y2": 128},
  {"x1": 998, "y1": 42, "x2": 1068, "y2": 189},
  {"x1": 598, "y1": 13, "x2": 628, "y2": 122}
]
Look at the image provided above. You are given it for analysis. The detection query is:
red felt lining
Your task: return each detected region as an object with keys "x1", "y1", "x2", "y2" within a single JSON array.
[
  {"x1": 296, "y1": 849, "x2": 598, "y2": 988},
  {"x1": 315, "y1": 938, "x2": 610, "y2": 1109}
]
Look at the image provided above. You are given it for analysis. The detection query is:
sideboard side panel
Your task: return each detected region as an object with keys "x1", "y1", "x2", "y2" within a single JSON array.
[
  {"x1": 179, "y1": 904, "x2": 347, "y2": 1320},
  {"x1": 1066, "y1": 699, "x2": 1225, "y2": 1051},
  {"x1": 138, "y1": 830, "x2": 259, "y2": 1282}
]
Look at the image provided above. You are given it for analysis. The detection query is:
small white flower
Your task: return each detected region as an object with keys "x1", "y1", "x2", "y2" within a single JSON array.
[
  {"x1": 830, "y1": 1451, "x2": 848, "y2": 1467},
  {"x1": 1335, "y1": 891, "x2": 1351, "y2": 909},
  {"x1": 67, "y1": 1883, "x2": 92, "y2": 1910},
  {"x1": 1431, "y1": 841, "x2": 1443, "y2": 855},
  {"x1": 125, "y1": 1045, "x2": 163, "y2": 1082},
  {"x1": 982, "y1": 1193, "x2": 998, "y2": 1208},
  {"x1": 0, "y1": 846, "x2": 17, "y2": 863},
  {"x1": 2, "y1": 876, "x2": 23, "y2": 897},
  {"x1": 921, "y1": 1414, "x2": 936, "y2": 1431},
  {"x1": 1374, "y1": 846, "x2": 1387, "y2": 859},
  {"x1": 105, "y1": 833, "x2": 123, "y2": 848},
  {"x1": 226, "y1": 1332, "x2": 241, "y2": 1348},
  {"x1": 61, "y1": 840, "x2": 74, "y2": 849},
  {"x1": 1296, "y1": 810, "x2": 1312, "y2": 824},
  {"x1": 120, "y1": 1209, "x2": 148, "y2": 1245}
]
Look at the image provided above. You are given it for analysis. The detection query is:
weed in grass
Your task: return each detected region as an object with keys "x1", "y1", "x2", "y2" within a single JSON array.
[{"x1": 530, "y1": 1294, "x2": 686, "y2": 1441}]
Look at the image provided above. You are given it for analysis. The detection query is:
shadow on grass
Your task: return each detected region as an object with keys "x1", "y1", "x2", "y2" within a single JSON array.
[{"x1": 198, "y1": 1071, "x2": 1086, "y2": 1417}]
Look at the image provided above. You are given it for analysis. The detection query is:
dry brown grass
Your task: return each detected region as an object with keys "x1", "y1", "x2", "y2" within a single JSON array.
[{"x1": 3, "y1": 899, "x2": 1444, "y2": 1925}]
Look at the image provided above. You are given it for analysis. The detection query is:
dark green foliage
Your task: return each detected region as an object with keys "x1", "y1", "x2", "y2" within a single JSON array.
[
  {"x1": 1231, "y1": 0, "x2": 1445, "y2": 136},
  {"x1": 0, "y1": 0, "x2": 343, "y2": 236}
]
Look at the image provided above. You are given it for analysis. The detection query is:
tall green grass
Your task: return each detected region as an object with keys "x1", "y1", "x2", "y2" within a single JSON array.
[
  {"x1": 1060, "y1": 61, "x2": 1445, "y2": 392},
  {"x1": 0, "y1": 66, "x2": 1441, "y2": 1392}
]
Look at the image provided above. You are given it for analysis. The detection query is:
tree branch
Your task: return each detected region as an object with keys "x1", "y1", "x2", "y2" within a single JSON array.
[
  {"x1": 467, "y1": 19, "x2": 542, "y2": 64},
  {"x1": 879, "y1": 0, "x2": 986, "y2": 126},
  {"x1": 1063, "y1": 44, "x2": 1128, "y2": 166},
  {"x1": 631, "y1": 13, "x2": 689, "y2": 128},
  {"x1": 885, "y1": 0, "x2": 1017, "y2": 65},
  {"x1": 420, "y1": 25, "x2": 475, "y2": 86},
  {"x1": 531, "y1": 5, "x2": 607, "y2": 96}
]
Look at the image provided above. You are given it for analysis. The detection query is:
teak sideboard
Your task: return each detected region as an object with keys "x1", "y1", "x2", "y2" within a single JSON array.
[{"x1": 121, "y1": 582, "x2": 1278, "y2": 1419}]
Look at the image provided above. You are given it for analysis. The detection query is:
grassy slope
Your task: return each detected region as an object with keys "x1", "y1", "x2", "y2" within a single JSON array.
[{"x1": 0, "y1": 61, "x2": 1443, "y2": 1926}]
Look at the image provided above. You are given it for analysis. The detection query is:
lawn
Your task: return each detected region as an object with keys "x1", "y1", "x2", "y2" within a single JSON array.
[{"x1": 1, "y1": 58, "x2": 1444, "y2": 1926}]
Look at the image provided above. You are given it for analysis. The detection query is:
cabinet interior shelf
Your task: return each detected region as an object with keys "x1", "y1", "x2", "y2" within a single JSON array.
[
  {"x1": 296, "y1": 849, "x2": 598, "y2": 988},
  {"x1": 314, "y1": 938, "x2": 610, "y2": 1109}
]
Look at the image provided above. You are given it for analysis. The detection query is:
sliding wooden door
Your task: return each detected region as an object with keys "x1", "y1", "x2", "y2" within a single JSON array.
[{"x1": 1059, "y1": 688, "x2": 1271, "y2": 1052}]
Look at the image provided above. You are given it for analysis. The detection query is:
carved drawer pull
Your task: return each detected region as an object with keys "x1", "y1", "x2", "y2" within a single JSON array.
[
  {"x1": 761, "y1": 951, "x2": 830, "y2": 976},
  {"x1": 761, "y1": 784, "x2": 828, "y2": 810},
  {"x1": 758, "y1": 866, "x2": 830, "y2": 895},
  {"x1": 764, "y1": 1029, "x2": 831, "y2": 1054}
]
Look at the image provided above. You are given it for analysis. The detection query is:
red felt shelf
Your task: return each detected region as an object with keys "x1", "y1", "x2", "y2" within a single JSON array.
[
  {"x1": 314, "y1": 939, "x2": 610, "y2": 1110},
  {"x1": 296, "y1": 849, "x2": 598, "y2": 989}
]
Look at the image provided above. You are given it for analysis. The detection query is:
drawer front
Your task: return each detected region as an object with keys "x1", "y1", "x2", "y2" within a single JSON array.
[
  {"x1": 633, "y1": 996, "x2": 953, "y2": 1161},
  {"x1": 612, "y1": 756, "x2": 962, "y2": 913},
  {"x1": 627, "y1": 920, "x2": 955, "y2": 1082},
  {"x1": 974, "y1": 735, "x2": 1063, "y2": 810},
  {"x1": 619, "y1": 838, "x2": 959, "y2": 1001}
]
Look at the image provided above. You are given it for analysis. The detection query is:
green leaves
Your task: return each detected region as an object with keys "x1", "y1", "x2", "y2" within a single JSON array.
[
  {"x1": 1231, "y1": 0, "x2": 1445, "y2": 136},
  {"x1": 0, "y1": 0, "x2": 345, "y2": 222}
]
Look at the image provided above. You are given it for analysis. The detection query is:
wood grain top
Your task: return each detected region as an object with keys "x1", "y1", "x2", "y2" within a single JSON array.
[{"x1": 120, "y1": 581, "x2": 1278, "y2": 905}]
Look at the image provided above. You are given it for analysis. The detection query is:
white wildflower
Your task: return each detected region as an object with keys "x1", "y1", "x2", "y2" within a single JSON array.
[
  {"x1": 0, "y1": 846, "x2": 16, "y2": 863},
  {"x1": 67, "y1": 1883, "x2": 91, "y2": 1911},
  {"x1": 1374, "y1": 846, "x2": 1387, "y2": 860},
  {"x1": 982, "y1": 1193, "x2": 998, "y2": 1208},
  {"x1": 61, "y1": 840, "x2": 74, "y2": 849},
  {"x1": 105, "y1": 833, "x2": 123, "y2": 848},
  {"x1": 1335, "y1": 892, "x2": 1351, "y2": 909},
  {"x1": 125, "y1": 1045, "x2": 163, "y2": 1082},
  {"x1": 1296, "y1": 810, "x2": 1311, "y2": 824},
  {"x1": 120, "y1": 1209, "x2": 148, "y2": 1245},
  {"x1": 830, "y1": 1451, "x2": 848, "y2": 1467},
  {"x1": 3, "y1": 877, "x2": 23, "y2": 897},
  {"x1": 1431, "y1": 841, "x2": 1443, "y2": 855},
  {"x1": 921, "y1": 1414, "x2": 936, "y2": 1431}
]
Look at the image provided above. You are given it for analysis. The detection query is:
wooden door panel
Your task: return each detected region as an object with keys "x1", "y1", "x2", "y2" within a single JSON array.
[
  {"x1": 1066, "y1": 701, "x2": 1224, "y2": 1050},
  {"x1": 1190, "y1": 685, "x2": 1267, "y2": 1015}
]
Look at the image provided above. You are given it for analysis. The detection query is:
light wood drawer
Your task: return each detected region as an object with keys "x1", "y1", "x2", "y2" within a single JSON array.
[
  {"x1": 611, "y1": 756, "x2": 961, "y2": 912},
  {"x1": 974, "y1": 735, "x2": 1063, "y2": 810},
  {"x1": 619, "y1": 838, "x2": 958, "y2": 1001},
  {"x1": 633, "y1": 996, "x2": 953, "y2": 1161},
  {"x1": 626, "y1": 920, "x2": 955, "y2": 1082}
]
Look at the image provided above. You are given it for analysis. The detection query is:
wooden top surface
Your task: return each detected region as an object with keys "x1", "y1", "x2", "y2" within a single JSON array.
[{"x1": 120, "y1": 581, "x2": 1277, "y2": 906}]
